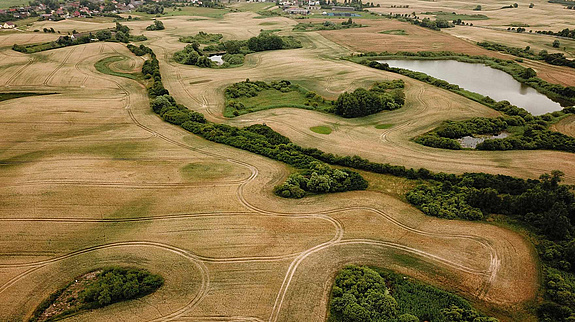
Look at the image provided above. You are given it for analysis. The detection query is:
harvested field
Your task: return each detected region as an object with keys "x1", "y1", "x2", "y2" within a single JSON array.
[
  {"x1": 313, "y1": 18, "x2": 507, "y2": 57},
  {"x1": 0, "y1": 8, "x2": 567, "y2": 322},
  {"x1": 551, "y1": 115, "x2": 575, "y2": 137}
]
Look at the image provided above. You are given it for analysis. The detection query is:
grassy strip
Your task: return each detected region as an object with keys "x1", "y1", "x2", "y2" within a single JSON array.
[
  {"x1": 224, "y1": 81, "x2": 333, "y2": 117},
  {"x1": 94, "y1": 56, "x2": 141, "y2": 80},
  {"x1": 310, "y1": 126, "x2": 332, "y2": 134},
  {"x1": 0, "y1": 92, "x2": 56, "y2": 103}
]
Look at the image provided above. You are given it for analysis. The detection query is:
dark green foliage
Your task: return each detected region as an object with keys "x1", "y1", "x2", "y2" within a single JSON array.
[
  {"x1": 174, "y1": 32, "x2": 300, "y2": 69},
  {"x1": 29, "y1": 267, "x2": 163, "y2": 322},
  {"x1": 179, "y1": 31, "x2": 223, "y2": 44},
  {"x1": 273, "y1": 162, "x2": 368, "y2": 198},
  {"x1": 12, "y1": 23, "x2": 140, "y2": 54},
  {"x1": 146, "y1": 20, "x2": 165, "y2": 31},
  {"x1": 406, "y1": 183, "x2": 485, "y2": 220},
  {"x1": 329, "y1": 266, "x2": 498, "y2": 322},
  {"x1": 293, "y1": 20, "x2": 363, "y2": 31},
  {"x1": 246, "y1": 32, "x2": 302, "y2": 52},
  {"x1": 173, "y1": 43, "x2": 216, "y2": 68},
  {"x1": 127, "y1": 44, "x2": 153, "y2": 56},
  {"x1": 330, "y1": 266, "x2": 398, "y2": 321},
  {"x1": 334, "y1": 80, "x2": 405, "y2": 118},
  {"x1": 79, "y1": 267, "x2": 163, "y2": 308}
]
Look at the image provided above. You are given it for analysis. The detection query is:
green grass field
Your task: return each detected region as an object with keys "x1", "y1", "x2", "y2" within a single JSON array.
[
  {"x1": 375, "y1": 123, "x2": 394, "y2": 129},
  {"x1": 225, "y1": 88, "x2": 333, "y2": 117},
  {"x1": 379, "y1": 29, "x2": 407, "y2": 35},
  {"x1": 94, "y1": 56, "x2": 141, "y2": 81},
  {"x1": 310, "y1": 125, "x2": 332, "y2": 134}
]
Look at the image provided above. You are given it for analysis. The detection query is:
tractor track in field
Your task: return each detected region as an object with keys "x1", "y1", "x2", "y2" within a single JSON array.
[{"x1": 0, "y1": 42, "x2": 508, "y2": 321}]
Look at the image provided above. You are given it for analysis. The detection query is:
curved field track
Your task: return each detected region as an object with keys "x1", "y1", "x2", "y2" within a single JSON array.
[
  {"x1": 551, "y1": 115, "x2": 575, "y2": 137},
  {"x1": 0, "y1": 11, "x2": 548, "y2": 322}
]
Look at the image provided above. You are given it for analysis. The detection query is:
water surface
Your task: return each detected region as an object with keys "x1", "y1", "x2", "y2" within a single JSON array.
[
  {"x1": 379, "y1": 59, "x2": 563, "y2": 115},
  {"x1": 208, "y1": 54, "x2": 223, "y2": 65}
]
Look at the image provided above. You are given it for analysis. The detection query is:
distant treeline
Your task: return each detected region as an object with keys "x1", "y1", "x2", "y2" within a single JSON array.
[
  {"x1": 12, "y1": 23, "x2": 146, "y2": 54},
  {"x1": 477, "y1": 41, "x2": 575, "y2": 69}
]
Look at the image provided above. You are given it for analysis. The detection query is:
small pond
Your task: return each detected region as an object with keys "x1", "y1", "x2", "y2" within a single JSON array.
[
  {"x1": 457, "y1": 132, "x2": 509, "y2": 149},
  {"x1": 208, "y1": 54, "x2": 223, "y2": 65},
  {"x1": 378, "y1": 59, "x2": 564, "y2": 115}
]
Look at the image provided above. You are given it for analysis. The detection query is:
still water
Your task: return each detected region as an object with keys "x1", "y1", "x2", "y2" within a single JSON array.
[
  {"x1": 208, "y1": 54, "x2": 223, "y2": 65},
  {"x1": 378, "y1": 59, "x2": 563, "y2": 115}
]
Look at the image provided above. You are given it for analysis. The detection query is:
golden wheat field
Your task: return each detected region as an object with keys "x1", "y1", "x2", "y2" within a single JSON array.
[{"x1": 2, "y1": 1, "x2": 575, "y2": 321}]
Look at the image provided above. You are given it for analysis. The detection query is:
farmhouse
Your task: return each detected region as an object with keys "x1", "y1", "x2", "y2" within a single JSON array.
[
  {"x1": 2, "y1": 22, "x2": 16, "y2": 29},
  {"x1": 285, "y1": 7, "x2": 310, "y2": 14}
]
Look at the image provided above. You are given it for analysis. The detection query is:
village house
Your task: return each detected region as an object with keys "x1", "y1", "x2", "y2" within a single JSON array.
[
  {"x1": 2, "y1": 22, "x2": 16, "y2": 29},
  {"x1": 284, "y1": 7, "x2": 310, "y2": 14}
]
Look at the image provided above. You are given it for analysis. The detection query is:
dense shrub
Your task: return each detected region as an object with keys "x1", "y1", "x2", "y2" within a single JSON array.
[
  {"x1": 274, "y1": 162, "x2": 368, "y2": 198},
  {"x1": 146, "y1": 20, "x2": 165, "y2": 31},
  {"x1": 334, "y1": 80, "x2": 405, "y2": 118},
  {"x1": 179, "y1": 31, "x2": 223, "y2": 44},
  {"x1": 329, "y1": 266, "x2": 498, "y2": 322},
  {"x1": 79, "y1": 267, "x2": 163, "y2": 308}
]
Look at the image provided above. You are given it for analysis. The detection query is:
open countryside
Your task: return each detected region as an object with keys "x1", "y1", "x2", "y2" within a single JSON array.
[{"x1": 1, "y1": 0, "x2": 575, "y2": 321}]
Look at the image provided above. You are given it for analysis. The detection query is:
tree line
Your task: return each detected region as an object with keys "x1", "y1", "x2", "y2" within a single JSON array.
[
  {"x1": 477, "y1": 41, "x2": 575, "y2": 69},
  {"x1": 12, "y1": 23, "x2": 146, "y2": 54}
]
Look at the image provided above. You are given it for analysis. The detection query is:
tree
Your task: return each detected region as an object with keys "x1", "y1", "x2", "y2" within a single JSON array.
[
  {"x1": 513, "y1": 2, "x2": 518, "y2": 8},
  {"x1": 521, "y1": 67, "x2": 537, "y2": 79},
  {"x1": 473, "y1": 5, "x2": 482, "y2": 10},
  {"x1": 95, "y1": 29, "x2": 112, "y2": 41},
  {"x1": 529, "y1": 2, "x2": 534, "y2": 8},
  {"x1": 553, "y1": 40, "x2": 561, "y2": 48}
]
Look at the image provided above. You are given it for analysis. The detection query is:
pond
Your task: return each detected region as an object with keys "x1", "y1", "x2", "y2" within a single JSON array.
[
  {"x1": 457, "y1": 132, "x2": 509, "y2": 149},
  {"x1": 208, "y1": 54, "x2": 223, "y2": 65},
  {"x1": 378, "y1": 59, "x2": 563, "y2": 115}
]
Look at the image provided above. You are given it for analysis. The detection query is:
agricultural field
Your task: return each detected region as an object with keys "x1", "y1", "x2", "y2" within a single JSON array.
[{"x1": 1, "y1": 1, "x2": 575, "y2": 321}]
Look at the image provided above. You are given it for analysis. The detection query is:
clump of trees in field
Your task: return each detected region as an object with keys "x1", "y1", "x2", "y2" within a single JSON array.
[
  {"x1": 273, "y1": 161, "x2": 368, "y2": 198},
  {"x1": 173, "y1": 31, "x2": 302, "y2": 69},
  {"x1": 330, "y1": 265, "x2": 499, "y2": 322},
  {"x1": 29, "y1": 267, "x2": 163, "y2": 322},
  {"x1": 146, "y1": 20, "x2": 165, "y2": 31},
  {"x1": 334, "y1": 80, "x2": 405, "y2": 117},
  {"x1": 179, "y1": 31, "x2": 223, "y2": 44}
]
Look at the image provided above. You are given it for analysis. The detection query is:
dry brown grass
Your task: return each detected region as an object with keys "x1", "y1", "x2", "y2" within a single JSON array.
[
  {"x1": 314, "y1": 18, "x2": 506, "y2": 56},
  {"x1": 0, "y1": 10, "x2": 559, "y2": 322},
  {"x1": 551, "y1": 115, "x2": 575, "y2": 137}
]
